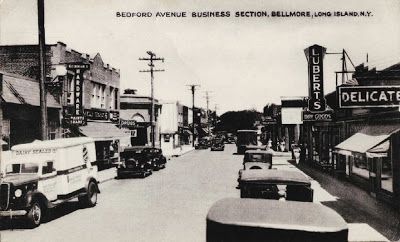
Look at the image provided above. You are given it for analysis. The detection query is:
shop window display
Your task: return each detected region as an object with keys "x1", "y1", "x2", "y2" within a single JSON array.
[
  {"x1": 381, "y1": 157, "x2": 393, "y2": 193},
  {"x1": 352, "y1": 154, "x2": 369, "y2": 179}
]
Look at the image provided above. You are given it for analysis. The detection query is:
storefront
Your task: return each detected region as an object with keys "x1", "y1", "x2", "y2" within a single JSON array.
[
  {"x1": 78, "y1": 121, "x2": 130, "y2": 170},
  {"x1": 1, "y1": 71, "x2": 62, "y2": 148},
  {"x1": 334, "y1": 123, "x2": 399, "y2": 203}
]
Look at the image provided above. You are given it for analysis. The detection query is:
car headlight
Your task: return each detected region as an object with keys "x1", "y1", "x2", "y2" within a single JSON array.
[{"x1": 15, "y1": 189, "x2": 22, "y2": 198}]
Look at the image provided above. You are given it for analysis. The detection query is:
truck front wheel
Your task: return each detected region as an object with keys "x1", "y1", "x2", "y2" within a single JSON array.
[
  {"x1": 79, "y1": 182, "x2": 98, "y2": 207},
  {"x1": 27, "y1": 200, "x2": 43, "y2": 228}
]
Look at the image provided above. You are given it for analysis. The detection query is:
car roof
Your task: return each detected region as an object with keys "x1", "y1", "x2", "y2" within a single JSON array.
[
  {"x1": 207, "y1": 198, "x2": 348, "y2": 233},
  {"x1": 239, "y1": 169, "x2": 310, "y2": 185},
  {"x1": 12, "y1": 137, "x2": 95, "y2": 150},
  {"x1": 245, "y1": 150, "x2": 272, "y2": 154}
]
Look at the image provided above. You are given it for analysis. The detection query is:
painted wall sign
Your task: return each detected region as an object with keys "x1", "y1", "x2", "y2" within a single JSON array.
[
  {"x1": 338, "y1": 86, "x2": 400, "y2": 108},
  {"x1": 302, "y1": 110, "x2": 334, "y2": 122},
  {"x1": 304, "y1": 44, "x2": 327, "y2": 112}
]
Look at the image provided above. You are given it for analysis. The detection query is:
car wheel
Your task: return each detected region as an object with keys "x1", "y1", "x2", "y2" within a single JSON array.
[
  {"x1": 27, "y1": 200, "x2": 43, "y2": 228},
  {"x1": 79, "y1": 182, "x2": 98, "y2": 207}
]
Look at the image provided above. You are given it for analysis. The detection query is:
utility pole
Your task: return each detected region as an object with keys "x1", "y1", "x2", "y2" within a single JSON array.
[
  {"x1": 214, "y1": 104, "x2": 218, "y2": 127},
  {"x1": 341, "y1": 49, "x2": 346, "y2": 84},
  {"x1": 187, "y1": 84, "x2": 200, "y2": 147},
  {"x1": 0, "y1": 73, "x2": 3, "y2": 182},
  {"x1": 38, "y1": 0, "x2": 48, "y2": 140},
  {"x1": 204, "y1": 91, "x2": 212, "y2": 137},
  {"x1": 139, "y1": 51, "x2": 164, "y2": 148}
]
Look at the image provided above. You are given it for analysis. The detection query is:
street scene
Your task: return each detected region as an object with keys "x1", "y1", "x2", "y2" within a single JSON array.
[
  {"x1": 0, "y1": 0, "x2": 400, "y2": 241},
  {"x1": 0, "y1": 145, "x2": 397, "y2": 242}
]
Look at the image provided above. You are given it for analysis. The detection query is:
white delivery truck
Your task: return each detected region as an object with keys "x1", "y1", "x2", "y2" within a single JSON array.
[{"x1": 0, "y1": 137, "x2": 100, "y2": 227}]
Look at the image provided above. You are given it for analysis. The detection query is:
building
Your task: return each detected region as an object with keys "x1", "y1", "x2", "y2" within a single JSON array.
[
  {"x1": 159, "y1": 101, "x2": 193, "y2": 156},
  {"x1": 119, "y1": 89, "x2": 161, "y2": 146},
  {"x1": 303, "y1": 61, "x2": 400, "y2": 207},
  {"x1": 0, "y1": 42, "x2": 130, "y2": 168},
  {"x1": 0, "y1": 71, "x2": 62, "y2": 148}
]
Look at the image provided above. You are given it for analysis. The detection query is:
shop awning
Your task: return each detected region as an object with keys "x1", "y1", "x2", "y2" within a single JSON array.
[
  {"x1": 1, "y1": 72, "x2": 61, "y2": 108},
  {"x1": 79, "y1": 122, "x2": 131, "y2": 146},
  {"x1": 335, "y1": 124, "x2": 400, "y2": 155},
  {"x1": 366, "y1": 140, "x2": 390, "y2": 158}
]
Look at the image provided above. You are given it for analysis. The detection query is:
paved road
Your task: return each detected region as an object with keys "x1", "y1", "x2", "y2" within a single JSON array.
[
  {"x1": 1, "y1": 144, "x2": 242, "y2": 242},
  {"x1": 0, "y1": 144, "x2": 392, "y2": 242}
]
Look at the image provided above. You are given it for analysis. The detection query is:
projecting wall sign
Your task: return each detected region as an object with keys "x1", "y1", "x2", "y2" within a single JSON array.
[
  {"x1": 67, "y1": 63, "x2": 90, "y2": 125},
  {"x1": 338, "y1": 86, "x2": 400, "y2": 108},
  {"x1": 304, "y1": 44, "x2": 327, "y2": 112}
]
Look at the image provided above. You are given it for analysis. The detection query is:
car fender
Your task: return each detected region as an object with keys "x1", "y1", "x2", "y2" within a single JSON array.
[
  {"x1": 85, "y1": 177, "x2": 100, "y2": 193},
  {"x1": 26, "y1": 191, "x2": 50, "y2": 209}
]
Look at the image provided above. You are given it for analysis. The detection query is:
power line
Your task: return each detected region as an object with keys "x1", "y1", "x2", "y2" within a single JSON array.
[{"x1": 139, "y1": 51, "x2": 165, "y2": 148}]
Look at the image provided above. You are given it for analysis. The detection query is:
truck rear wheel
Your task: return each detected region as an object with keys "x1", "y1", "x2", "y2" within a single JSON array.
[
  {"x1": 27, "y1": 200, "x2": 43, "y2": 228},
  {"x1": 79, "y1": 182, "x2": 98, "y2": 207}
]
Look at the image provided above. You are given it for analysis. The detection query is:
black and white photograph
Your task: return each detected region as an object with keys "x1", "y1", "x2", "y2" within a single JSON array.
[{"x1": 0, "y1": 0, "x2": 399, "y2": 241}]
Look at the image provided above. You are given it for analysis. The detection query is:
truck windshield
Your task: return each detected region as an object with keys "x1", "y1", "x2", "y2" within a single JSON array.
[{"x1": 6, "y1": 163, "x2": 39, "y2": 174}]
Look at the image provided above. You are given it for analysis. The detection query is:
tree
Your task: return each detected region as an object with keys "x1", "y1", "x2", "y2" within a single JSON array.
[{"x1": 216, "y1": 110, "x2": 262, "y2": 133}]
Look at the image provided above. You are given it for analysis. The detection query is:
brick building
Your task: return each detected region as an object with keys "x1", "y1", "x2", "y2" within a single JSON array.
[{"x1": 0, "y1": 42, "x2": 130, "y2": 168}]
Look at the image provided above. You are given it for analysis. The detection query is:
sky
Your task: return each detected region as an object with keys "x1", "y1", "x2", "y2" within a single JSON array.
[{"x1": 0, "y1": 0, "x2": 399, "y2": 114}]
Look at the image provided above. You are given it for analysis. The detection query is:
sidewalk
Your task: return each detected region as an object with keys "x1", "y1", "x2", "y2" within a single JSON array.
[
  {"x1": 291, "y1": 161, "x2": 399, "y2": 241},
  {"x1": 165, "y1": 145, "x2": 195, "y2": 158}
]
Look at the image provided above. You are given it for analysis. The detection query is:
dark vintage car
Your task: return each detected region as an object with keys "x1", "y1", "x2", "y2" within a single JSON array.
[
  {"x1": 117, "y1": 147, "x2": 153, "y2": 178},
  {"x1": 242, "y1": 150, "x2": 273, "y2": 170},
  {"x1": 206, "y1": 198, "x2": 348, "y2": 242},
  {"x1": 210, "y1": 139, "x2": 225, "y2": 151},
  {"x1": 195, "y1": 139, "x2": 209, "y2": 150},
  {"x1": 237, "y1": 169, "x2": 313, "y2": 202},
  {"x1": 142, "y1": 147, "x2": 167, "y2": 171}
]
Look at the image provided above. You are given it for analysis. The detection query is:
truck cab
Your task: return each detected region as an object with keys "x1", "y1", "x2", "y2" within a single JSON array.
[{"x1": 0, "y1": 137, "x2": 100, "y2": 227}]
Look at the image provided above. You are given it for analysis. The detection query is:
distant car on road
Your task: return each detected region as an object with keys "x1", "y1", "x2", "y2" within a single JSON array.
[
  {"x1": 237, "y1": 169, "x2": 313, "y2": 202},
  {"x1": 195, "y1": 138, "x2": 209, "y2": 150},
  {"x1": 206, "y1": 198, "x2": 348, "y2": 242},
  {"x1": 210, "y1": 139, "x2": 225, "y2": 151},
  {"x1": 117, "y1": 146, "x2": 153, "y2": 178},
  {"x1": 242, "y1": 150, "x2": 273, "y2": 170}
]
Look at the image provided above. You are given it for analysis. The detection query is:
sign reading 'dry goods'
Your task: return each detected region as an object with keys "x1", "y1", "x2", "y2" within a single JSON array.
[
  {"x1": 67, "y1": 63, "x2": 90, "y2": 120},
  {"x1": 338, "y1": 86, "x2": 400, "y2": 108},
  {"x1": 304, "y1": 44, "x2": 327, "y2": 112},
  {"x1": 302, "y1": 110, "x2": 334, "y2": 122}
]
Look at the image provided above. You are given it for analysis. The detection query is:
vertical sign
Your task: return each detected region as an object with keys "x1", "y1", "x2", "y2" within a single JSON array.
[
  {"x1": 67, "y1": 63, "x2": 90, "y2": 125},
  {"x1": 304, "y1": 44, "x2": 326, "y2": 112}
]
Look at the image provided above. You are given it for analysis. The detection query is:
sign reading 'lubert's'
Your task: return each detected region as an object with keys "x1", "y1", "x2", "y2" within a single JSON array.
[
  {"x1": 304, "y1": 44, "x2": 327, "y2": 112},
  {"x1": 338, "y1": 86, "x2": 400, "y2": 108}
]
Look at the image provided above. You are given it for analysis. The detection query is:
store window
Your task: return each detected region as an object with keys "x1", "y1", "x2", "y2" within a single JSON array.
[
  {"x1": 352, "y1": 154, "x2": 369, "y2": 179},
  {"x1": 381, "y1": 156, "x2": 393, "y2": 193}
]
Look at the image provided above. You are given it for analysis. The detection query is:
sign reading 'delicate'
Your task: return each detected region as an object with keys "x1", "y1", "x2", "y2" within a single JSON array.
[
  {"x1": 304, "y1": 44, "x2": 327, "y2": 112},
  {"x1": 338, "y1": 86, "x2": 400, "y2": 108}
]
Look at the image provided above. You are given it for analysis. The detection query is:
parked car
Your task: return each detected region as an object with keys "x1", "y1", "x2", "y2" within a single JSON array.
[
  {"x1": 117, "y1": 146, "x2": 152, "y2": 178},
  {"x1": 195, "y1": 138, "x2": 209, "y2": 150},
  {"x1": 237, "y1": 169, "x2": 314, "y2": 202},
  {"x1": 0, "y1": 137, "x2": 100, "y2": 227},
  {"x1": 206, "y1": 198, "x2": 348, "y2": 242},
  {"x1": 142, "y1": 147, "x2": 167, "y2": 171},
  {"x1": 225, "y1": 134, "x2": 236, "y2": 144},
  {"x1": 210, "y1": 139, "x2": 225, "y2": 151},
  {"x1": 242, "y1": 150, "x2": 273, "y2": 170}
]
